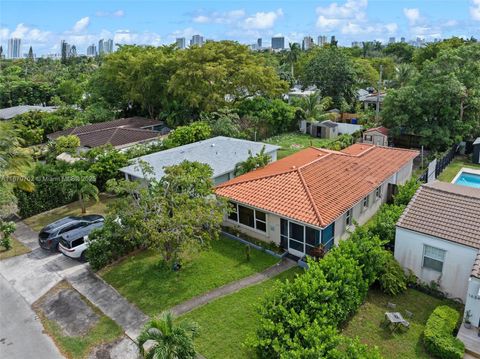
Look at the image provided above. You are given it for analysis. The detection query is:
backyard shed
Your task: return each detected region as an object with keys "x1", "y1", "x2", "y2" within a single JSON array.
[{"x1": 473, "y1": 137, "x2": 480, "y2": 164}]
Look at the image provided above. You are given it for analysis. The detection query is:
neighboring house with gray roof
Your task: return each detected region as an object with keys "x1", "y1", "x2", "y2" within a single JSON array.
[
  {"x1": 473, "y1": 137, "x2": 480, "y2": 164},
  {"x1": 0, "y1": 105, "x2": 58, "y2": 120},
  {"x1": 394, "y1": 181, "x2": 480, "y2": 331},
  {"x1": 120, "y1": 136, "x2": 280, "y2": 185}
]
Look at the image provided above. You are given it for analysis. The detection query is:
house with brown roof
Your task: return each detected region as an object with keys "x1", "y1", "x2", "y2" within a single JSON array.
[
  {"x1": 394, "y1": 181, "x2": 480, "y2": 332},
  {"x1": 362, "y1": 126, "x2": 389, "y2": 146},
  {"x1": 47, "y1": 117, "x2": 170, "y2": 150},
  {"x1": 215, "y1": 143, "x2": 418, "y2": 259}
]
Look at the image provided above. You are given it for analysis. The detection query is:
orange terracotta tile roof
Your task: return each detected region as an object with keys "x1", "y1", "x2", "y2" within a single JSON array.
[{"x1": 216, "y1": 144, "x2": 418, "y2": 228}]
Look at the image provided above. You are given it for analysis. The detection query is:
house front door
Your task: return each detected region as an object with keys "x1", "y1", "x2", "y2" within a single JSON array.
[{"x1": 287, "y1": 238, "x2": 305, "y2": 258}]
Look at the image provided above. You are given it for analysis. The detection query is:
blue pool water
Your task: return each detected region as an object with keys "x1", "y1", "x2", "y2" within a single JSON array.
[{"x1": 454, "y1": 172, "x2": 480, "y2": 189}]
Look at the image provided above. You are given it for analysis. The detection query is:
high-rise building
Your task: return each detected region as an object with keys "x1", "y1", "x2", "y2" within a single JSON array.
[
  {"x1": 302, "y1": 36, "x2": 314, "y2": 50},
  {"x1": 257, "y1": 38, "x2": 262, "y2": 48},
  {"x1": 400, "y1": 37, "x2": 406, "y2": 43},
  {"x1": 190, "y1": 35, "x2": 204, "y2": 47},
  {"x1": 317, "y1": 35, "x2": 327, "y2": 46},
  {"x1": 87, "y1": 44, "x2": 97, "y2": 57},
  {"x1": 271, "y1": 36, "x2": 285, "y2": 50},
  {"x1": 389, "y1": 37, "x2": 396, "y2": 44},
  {"x1": 98, "y1": 39, "x2": 104, "y2": 55},
  {"x1": 105, "y1": 39, "x2": 114, "y2": 53},
  {"x1": 176, "y1": 37, "x2": 186, "y2": 49},
  {"x1": 330, "y1": 35, "x2": 337, "y2": 45},
  {"x1": 351, "y1": 41, "x2": 361, "y2": 47},
  {"x1": 8, "y1": 38, "x2": 21, "y2": 59}
]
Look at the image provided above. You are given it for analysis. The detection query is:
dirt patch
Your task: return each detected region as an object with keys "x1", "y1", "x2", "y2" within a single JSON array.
[
  {"x1": 87, "y1": 336, "x2": 140, "y2": 359},
  {"x1": 36, "y1": 282, "x2": 99, "y2": 336}
]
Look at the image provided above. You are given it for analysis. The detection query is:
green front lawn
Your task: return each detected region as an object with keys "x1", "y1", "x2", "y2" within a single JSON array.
[
  {"x1": 265, "y1": 132, "x2": 333, "y2": 159},
  {"x1": 437, "y1": 156, "x2": 480, "y2": 182},
  {"x1": 24, "y1": 194, "x2": 117, "y2": 232},
  {"x1": 342, "y1": 288, "x2": 462, "y2": 359},
  {"x1": 179, "y1": 267, "x2": 302, "y2": 359},
  {"x1": 101, "y1": 236, "x2": 280, "y2": 316},
  {"x1": 0, "y1": 237, "x2": 31, "y2": 260}
]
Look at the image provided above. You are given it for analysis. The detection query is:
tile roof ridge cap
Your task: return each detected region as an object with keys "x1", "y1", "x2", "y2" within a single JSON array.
[
  {"x1": 297, "y1": 169, "x2": 325, "y2": 227},
  {"x1": 298, "y1": 151, "x2": 336, "y2": 170},
  {"x1": 73, "y1": 126, "x2": 119, "y2": 136},
  {"x1": 424, "y1": 181, "x2": 480, "y2": 200},
  {"x1": 215, "y1": 167, "x2": 299, "y2": 189},
  {"x1": 106, "y1": 127, "x2": 120, "y2": 144}
]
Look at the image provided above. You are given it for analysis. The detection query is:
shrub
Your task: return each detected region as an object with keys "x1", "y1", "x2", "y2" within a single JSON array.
[
  {"x1": 86, "y1": 218, "x2": 141, "y2": 270},
  {"x1": 378, "y1": 253, "x2": 407, "y2": 296},
  {"x1": 0, "y1": 221, "x2": 16, "y2": 250},
  {"x1": 369, "y1": 204, "x2": 405, "y2": 248},
  {"x1": 163, "y1": 121, "x2": 212, "y2": 149},
  {"x1": 423, "y1": 306, "x2": 464, "y2": 359},
  {"x1": 394, "y1": 178, "x2": 420, "y2": 206}
]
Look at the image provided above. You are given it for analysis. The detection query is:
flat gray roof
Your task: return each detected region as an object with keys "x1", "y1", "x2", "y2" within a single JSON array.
[
  {"x1": 120, "y1": 136, "x2": 280, "y2": 180},
  {"x1": 0, "y1": 105, "x2": 58, "y2": 120}
]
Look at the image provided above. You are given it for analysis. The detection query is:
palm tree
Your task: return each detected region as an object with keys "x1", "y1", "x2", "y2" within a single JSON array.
[
  {"x1": 286, "y1": 42, "x2": 301, "y2": 80},
  {"x1": 137, "y1": 312, "x2": 199, "y2": 359},
  {"x1": 394, "y1": 63, "x2": 417, "y2": 88},
  {"x1": 66, "y1": 169, "x2": 99, "y2": 213},
  {"x1": 0, "y1": 122, "x2": 34, "y2": 216},
  {"x1": 299, "y1": 92, "x2": 336, "y2": 122}
]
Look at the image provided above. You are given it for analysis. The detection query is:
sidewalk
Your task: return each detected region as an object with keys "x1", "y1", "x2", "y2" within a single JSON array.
[
  {"x1": 13, "y1": 220, "x2": 40, "y2": 249},
  {"x1": 170, "y1": 258, "x2": 296, "y2": 317},
  {"x1": 67, "y1": 269, "x2": 149, "y2": 340}
]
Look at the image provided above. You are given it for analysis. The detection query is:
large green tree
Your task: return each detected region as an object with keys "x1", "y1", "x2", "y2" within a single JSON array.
[
  {"x1": 383, "y1": 43, "x2": 480, "y2": 150},
  {"x1": 301, "y1": 47, "x2": 356, "y2": 107},
  {"x1": 168, "y1": 41, "x2": 288, "y2": 115},
  {"x1": 107, "y1": 161, "x2": 226, "y2": 267}
]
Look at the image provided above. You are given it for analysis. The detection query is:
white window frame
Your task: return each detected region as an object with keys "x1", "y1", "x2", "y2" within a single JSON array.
[
  {"x1": 422, "y1": 245, "x2": 446, "y2": 272},
  {"x1": 228, "y1": 202, "x2": 267, "y2": 233},
  {"x1": 362, "y1": 196, "x2": 369, "y2": 210},
  {"x1": 345, "y1": 209, "x2": 352, "y2": 226}
]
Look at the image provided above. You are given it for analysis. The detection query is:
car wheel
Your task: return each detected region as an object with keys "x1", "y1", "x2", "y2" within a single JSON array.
[{"x1": 80, "y1": 251, "x2": 87, "y2": 262}]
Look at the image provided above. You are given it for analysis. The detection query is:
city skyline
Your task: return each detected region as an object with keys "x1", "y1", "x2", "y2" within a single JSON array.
[{"x1": 1, "y1": 0, "x2": 480, "y2": 55}]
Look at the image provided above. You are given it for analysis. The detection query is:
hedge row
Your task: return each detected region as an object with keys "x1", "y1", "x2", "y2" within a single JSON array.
[
  {"x1": 249, "y1": 226, "x2": 402, "y2": 358},
  {"x1": 423, "y1": 306, "x2": 464, "y2": 359}
]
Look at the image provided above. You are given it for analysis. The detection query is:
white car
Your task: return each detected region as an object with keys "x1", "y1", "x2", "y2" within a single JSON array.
[{"x1": 58, "y1": 221, "x2": 103, "y2": 261}]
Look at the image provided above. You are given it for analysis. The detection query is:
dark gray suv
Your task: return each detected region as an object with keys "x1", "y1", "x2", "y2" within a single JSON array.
[{"x1": 38, "y1": 215, "x2": 104, "y2": 251}]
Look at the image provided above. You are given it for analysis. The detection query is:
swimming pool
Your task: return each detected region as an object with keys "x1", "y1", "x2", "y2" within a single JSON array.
[{"x1": 453, "y1": 170, "x2": 480, "y2": 189}]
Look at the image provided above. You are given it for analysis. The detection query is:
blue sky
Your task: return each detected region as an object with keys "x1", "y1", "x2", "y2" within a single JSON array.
[{"x1": 1, "y1": 0, "x2": 479, "y2": 55}]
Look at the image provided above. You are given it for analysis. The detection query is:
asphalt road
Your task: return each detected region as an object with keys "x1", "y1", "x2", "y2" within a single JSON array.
[{"x1": 0, "y1": 275, "x2": 63, "y2": 359}]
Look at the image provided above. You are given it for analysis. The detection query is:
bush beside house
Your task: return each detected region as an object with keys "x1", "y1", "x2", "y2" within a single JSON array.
[{"x1": 423, "y1": 306, "x2": 464, "y2": 359}]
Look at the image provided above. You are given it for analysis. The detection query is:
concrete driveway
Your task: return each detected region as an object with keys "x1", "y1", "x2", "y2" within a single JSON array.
[
  {"x1": 0, "y1": 275, "x2": 63, "y2": 359},
  {"x1": 0, "y1": 221, "x2": 85, "y2": 359}
]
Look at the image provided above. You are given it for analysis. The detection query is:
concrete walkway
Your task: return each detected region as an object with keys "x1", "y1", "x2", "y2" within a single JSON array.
[
  {"x1": 170, "y1": 258, "x2": 296, "y2": 317},
  {"x1": 13, "y1": 220, "x2": 41, "y2": 249},
  {"x1": 67, "y1": 269, "x2": 149, "y2": 340}
]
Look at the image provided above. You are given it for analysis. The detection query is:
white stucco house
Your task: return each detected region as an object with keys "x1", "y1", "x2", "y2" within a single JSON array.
[
  {"x1": 395, "y1": 181, "x2": 480, "y2": 330},
  {"x1": 120, "y1": 136, "x2": 280, "y2": 185},
  {"x1": 363, "y1": 126, "x2": 389, "y2": 146},
  {"x1": 216, "y1": 143, "x2": 418, "y2": 258}
]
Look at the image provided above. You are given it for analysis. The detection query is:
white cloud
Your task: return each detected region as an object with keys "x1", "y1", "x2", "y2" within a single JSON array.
[
  {"x1": 113, "y1": 29, "x2": 161, "y2": 46},
  {"x1": 96, "y1": 10, "x2": 124, "y2": 17},
  {"x1": 403, "y1": 8, "x2": 421, "y2": 25},
  {"x1": 11, "y1": 23, "x2": 29, "y2": 38},
  {"x1": 73, "y1": 17, "x2": 90, "y2": 33},
  {"x1": 315, "y1": 0, "x2": 396, "y2": 37},
  {"x1": 471, "y1": 0, "x2": 480, "y2": 20},
  {"x1": 243, "y1": 9, "x2": 283, "y2": 30},
  {"x1": 1, "y1": 23, "x2": 51, "y2": 43},
  {"x1": 193, "y1": 15, "x2": 210, "y2": 24}
]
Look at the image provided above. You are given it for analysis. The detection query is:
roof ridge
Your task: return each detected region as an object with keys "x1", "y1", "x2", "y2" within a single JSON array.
[
  {"x1": 424, "y1": 182, "x2": 480, "y2": 200},
  {"x1": 297, "y1": 168, "x2": 325, "y2": 227},
  {"x1": 215, "y1": 167, "x2": 299, "y2": 189},
  {"x1": 106, "y1": 128, "x2": 119, "y2": 144}
]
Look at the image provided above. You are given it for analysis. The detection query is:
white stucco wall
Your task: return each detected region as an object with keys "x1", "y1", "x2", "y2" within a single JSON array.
[
  {"x1": 224, "y1": 211, "x2": 281, "y2": 246},
  {"x1": 394, "y1": 227, "x2": 478, "y2": 301},
  {"x1": 465, "y1": 276, "x2": 480, "y2": 327}
]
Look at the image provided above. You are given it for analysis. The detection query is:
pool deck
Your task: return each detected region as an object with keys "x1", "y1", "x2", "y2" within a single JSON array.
[{"x1": 451, "y1": 167, "x2": 480, "y2": 184}]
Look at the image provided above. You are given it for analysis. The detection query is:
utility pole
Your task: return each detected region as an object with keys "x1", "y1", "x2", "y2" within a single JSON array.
[{"x1": 375, "y1": 64, "x2": 383, "y2": 122}]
